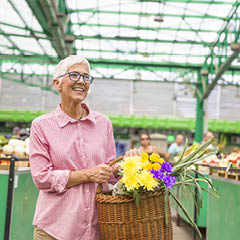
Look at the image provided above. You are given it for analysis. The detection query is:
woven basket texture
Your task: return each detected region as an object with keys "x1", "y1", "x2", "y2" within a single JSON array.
[{"x1": 95, "y1": 189, "x2": 173, "y2": 240}]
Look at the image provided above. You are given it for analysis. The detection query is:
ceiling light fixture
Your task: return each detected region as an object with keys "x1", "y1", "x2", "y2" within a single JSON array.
[{"x1": 154, "y1": 17, "x2": 164, "y2": 23}]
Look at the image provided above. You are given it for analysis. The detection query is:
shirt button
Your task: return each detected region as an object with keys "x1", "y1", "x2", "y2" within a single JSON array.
[
  {"x1": 77, "y1": 123, "x2": 80, "y2": 126},
  {"x1": 86, "y1": 189, "x2": 89, "y2": 193}
]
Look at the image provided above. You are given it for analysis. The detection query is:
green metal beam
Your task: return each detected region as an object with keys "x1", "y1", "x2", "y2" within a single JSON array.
[
  {"x1": 0, "y1": 22, "x2": 45, "y2": 35},
  {"x1": 77, "y1": 48, "x2": 208, "y2": 57},
  {"x1": 202, "y1": 45, "x2": 240, "y2": 99},
  {"x1": 0, "y1": 54, "x2": 59, "y2": 64},
  {"x1": 25, "y1": 0, "x2": 75, "y2": 58},
  {"x1": 75, "y1": 35, "x2": 214, "y2": 46},
  {"x1": 38, "y1": 0, "x2": 67, "y2": 58},
  {"x1": 0, "y1": 27, "x2": 26, "y2": 55},
  {"x1": 68, "y1": 9, "x2": 227, "y2": 20},
  {"x1": 25, "y1": 0, "x2": 51, "y2": 34},
  {"x1": 138, "y1": 0, "x2": 235, "y2": 4},
  {"x1": 0, "y1": 31, "x2": 215, "y2": 46},
  {"x1": 0, "y1": 32, "x2": 49, "y2": 40},
  {"x1": 74, "y1": 22, "x2": 219, "y2": 33},
  {"x1": 201, "y1": 4, "x2": 240, "y2": 99},
  {"x1": 89, "y1": 58, "x2": 202, "y2": 70},
  {"x1": 0, "y1": 73, "x2": 57, "y2": 94},
  {"x1": 1, "y1": 54, "x2": 240, "y2": 73},
  {"x1": 7, "y1": 0, "x2": 51, "y2": 58}
]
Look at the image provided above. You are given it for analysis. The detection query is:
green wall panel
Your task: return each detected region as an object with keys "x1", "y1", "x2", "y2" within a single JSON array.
[
  {"x1": 1, "y1": 109, "x2": 240, "y2": 133},
  {"x1": 207, "y1": 177, "x2": 240, "y2": 240},
  {"x1": 170, "y1": 173, "x2": 208, "y2": 228},
  {"x1": 0, "y1": 174, "x2": 9, "y2": 240},
  {"x1": 0, "y1": 171, "x2": 39, "y2": 240}
]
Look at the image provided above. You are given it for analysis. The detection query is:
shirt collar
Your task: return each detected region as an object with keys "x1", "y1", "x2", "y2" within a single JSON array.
[{"x1": 55, "y1": 103, "x2": 96, "y2": 128}]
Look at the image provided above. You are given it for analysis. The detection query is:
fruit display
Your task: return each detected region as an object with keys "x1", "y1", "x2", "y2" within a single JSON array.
[
  {"x1": 0, "y1": 136, "x2": 29, "y2": 167},
  {"x1": 199, "y1": 152, "x2": 240, "y2": 168}
]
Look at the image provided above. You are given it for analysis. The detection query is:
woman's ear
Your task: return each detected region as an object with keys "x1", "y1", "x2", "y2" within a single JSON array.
[{"x1": 53, "y1": 79, "x2": 61, "y2": 91}]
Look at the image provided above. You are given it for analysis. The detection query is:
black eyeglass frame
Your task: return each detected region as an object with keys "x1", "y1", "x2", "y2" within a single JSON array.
[{"x1": 58, "y1": 71, "x2": 94, "y2": 84}]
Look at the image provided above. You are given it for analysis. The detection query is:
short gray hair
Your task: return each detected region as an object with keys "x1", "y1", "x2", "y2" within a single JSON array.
[{"x1": 53, "y1": 55, "x2": 90, "y2": 81}]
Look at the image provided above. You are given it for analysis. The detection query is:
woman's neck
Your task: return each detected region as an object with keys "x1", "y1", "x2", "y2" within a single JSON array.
[{"x1": 61, "y1": 102, "x2": 85, "y2": 120}]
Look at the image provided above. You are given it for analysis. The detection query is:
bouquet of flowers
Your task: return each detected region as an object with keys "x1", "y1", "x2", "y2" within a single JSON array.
[{"x1": 112, "y1": 137, "x2": 218, "y2": 238}]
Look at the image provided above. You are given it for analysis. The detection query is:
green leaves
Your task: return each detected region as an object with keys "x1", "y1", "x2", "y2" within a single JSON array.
[
  {"x1": 133, "y1": 190, "x2": 141, "y2": 208},
  {"x1": 169, "y1": 137, "x2": 219, "y2": 238},
  {"x1": 169, "y1": 190, "x2": 202, "y2": 238}
]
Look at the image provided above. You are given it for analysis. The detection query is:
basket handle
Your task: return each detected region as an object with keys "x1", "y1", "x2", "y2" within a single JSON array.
[{"x1": 96, "y1": 156, "x2": 124, "y2": 193}]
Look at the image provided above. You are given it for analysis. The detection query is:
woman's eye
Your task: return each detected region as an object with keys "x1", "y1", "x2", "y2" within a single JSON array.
[{"x1": 70, "y1": 73, "x2": 79, "y2": 78}]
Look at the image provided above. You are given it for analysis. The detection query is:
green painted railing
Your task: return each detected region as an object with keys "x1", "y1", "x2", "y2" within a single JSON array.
[{"x1": 0, "y1": 109, "x2": 240, "y2": 133}]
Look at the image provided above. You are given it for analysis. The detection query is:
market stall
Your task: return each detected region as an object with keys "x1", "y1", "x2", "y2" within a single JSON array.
[{"x1": 0, "y1": 155, "x2": 38, "y2": 240}]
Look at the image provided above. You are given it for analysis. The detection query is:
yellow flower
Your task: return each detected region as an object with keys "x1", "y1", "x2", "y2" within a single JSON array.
[
  {"x1": 159, "y1": 158, "x2": 165, "y2": 165},
  {"x1": 138, "y1": 170, "x2": 159, "y2": 191},
  {"x1": 120, "y1": 172, "x2": 140, "y2": 191},
  {"x1": 120, "y1": 157, "x2": 142, "y2": 174},
  {"x1": 141, "y1": 152, "x2": 149, "y2": 162},
  {"x1": 142, "y1": 161, "x2": 153, "y2": 171},
  {"x1": 150, "y1": 153, "x2": 161, "y2": 162},
  {"x1": 152, "y1": 163, "x2": 161, "y2": 170}
]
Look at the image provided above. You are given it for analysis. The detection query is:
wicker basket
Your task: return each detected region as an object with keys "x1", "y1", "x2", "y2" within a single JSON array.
[{"x1": 95, "y1": 157, "x2": 173, "y2": 240}]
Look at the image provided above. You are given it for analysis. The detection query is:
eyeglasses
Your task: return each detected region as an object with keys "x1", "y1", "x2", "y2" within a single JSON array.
[
  {"x1": 141, "y1": 138, "x2": 150, "y2": 141},
  {"x1": 58, "y1": 72, "x2": 94, "y2": 84}
]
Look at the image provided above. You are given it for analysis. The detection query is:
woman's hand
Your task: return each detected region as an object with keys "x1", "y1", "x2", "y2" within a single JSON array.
[
  {"x1": 87, "y1": 164, "x2": 113, "y2": 183},
  {"x1": 124, "y1": 148, "x2": 142, "y2": 158}
]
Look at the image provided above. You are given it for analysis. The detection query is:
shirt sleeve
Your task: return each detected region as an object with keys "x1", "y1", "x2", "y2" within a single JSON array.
[
  {"x1": 104, "y1": 119, "x2": 117, "y2": 184},
  {"x1": 168, "y1": 143, "x2": 177, "y2": 155},
  {"x1": 29, "y1": 120, "x2": 70, "y2": 194}
]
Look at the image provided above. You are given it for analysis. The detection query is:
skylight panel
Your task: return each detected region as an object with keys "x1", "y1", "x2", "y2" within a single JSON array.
[
  {"x1": 15, "y1": 0, "x2": 44, "y2": 32},
  {"x1": 207, "y1": 4, "x2": 232, "y2": 18},
  {"x1": 200, "y1": 19, "x2": 224, "y2": 31},
  {"x1": 38, "y1": 40, "x2": 57, "y2": 56},
  {"x1": 197, "y1": 32, "x2": 218, "y2": 43},
  {"x1": 0, "y1": 24, "x2": 26, "y2": 35},
  {"x1": 9, "y1": 36, "x2": 43, "y2": 55},
  {"x1": 118, "y1": 15, "x2": 139, "y2": 26},
  {"x1": 119, "y1": 1, "x2": 142, "y2": 12},
  {"x1": 0, "y1": 0, "x2": 23, "y2": 28},
  {"x1": 162, "y1": 3, "x2": 187, "y2": 15},
  {"x1": 185, "y1": 3, "x2": 211, "y2": 15}
]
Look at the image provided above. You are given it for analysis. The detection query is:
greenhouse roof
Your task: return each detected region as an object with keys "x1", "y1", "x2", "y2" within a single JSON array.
[{"x1": 0, "y1": 0, "x2": 240, "y2": 88}]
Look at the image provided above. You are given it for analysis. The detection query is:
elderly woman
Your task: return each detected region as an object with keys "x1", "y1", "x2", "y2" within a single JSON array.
[{"x1": 30, "y1": 55, "x2": 117, "y2": 240}]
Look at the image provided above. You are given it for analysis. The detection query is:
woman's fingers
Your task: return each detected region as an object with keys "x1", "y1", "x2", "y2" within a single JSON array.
[
  {"x1": 89, "y1": 164, "x2": 113, "y2": 183},
  {"x1": 124, "y1": 148, "x2": 142, "y2": 158}
]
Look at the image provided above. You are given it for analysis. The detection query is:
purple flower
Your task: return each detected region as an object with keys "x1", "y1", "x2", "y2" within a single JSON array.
[
  {"x1": 150, "y1": 161, "x2": 176, "y2": 189},
  {"x1": 161, "y1": 162, "x2": 173, "y2": 173},
  {"x1": 150, "y1": 169, "x2": 164, "y2": 180},
  {"x1": 162, "y1": 174, "x2": 176, "y2": 189}
]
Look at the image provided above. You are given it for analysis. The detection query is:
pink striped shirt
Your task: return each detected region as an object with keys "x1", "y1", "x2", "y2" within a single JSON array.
[{"x1": 29, "y1": 104, "x2": 116, "y2": 240}]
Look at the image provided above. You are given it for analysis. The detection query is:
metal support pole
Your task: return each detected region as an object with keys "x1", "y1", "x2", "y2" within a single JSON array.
[
  {"x1": 4, "y1": 157, "x2": 16, "y2": 240},
  {"x1": 193, "y1": 170, "x2": 198, "y2": 240},
  {"x1": 194, "y1": 71, "x2": 204, "y2": 143}
]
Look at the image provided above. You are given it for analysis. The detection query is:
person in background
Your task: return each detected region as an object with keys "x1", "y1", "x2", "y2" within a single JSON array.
[
  {"x1": 165, "y1": 134, "x2": 184, "y2": 161},
  {"x1": 12, "y1": 126, "x2": 21, "y2": 138},
  {"x1": 30, "y1": 55, "x2": 118, "y2": 240},
  {"x1": 233, "y1": 147, "x2": 240, "y2": 153},
  {"x1": 139, "y1": 132, "x2": 158, "y2": 155},
  {"x1": 202, "y1": 131, "x2": 216, "y2": 152},
  {"x1": 203, "y1": 131, "x2": 214, "y2": 143}
]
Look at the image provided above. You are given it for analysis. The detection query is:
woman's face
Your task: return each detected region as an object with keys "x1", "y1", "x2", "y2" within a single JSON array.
[
  {"x1": 56, "y1": 62, "x2": 91, "y2": 104},
  {"x1": 140, "y1": 134, "x2": 150, "y2": 147}
]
